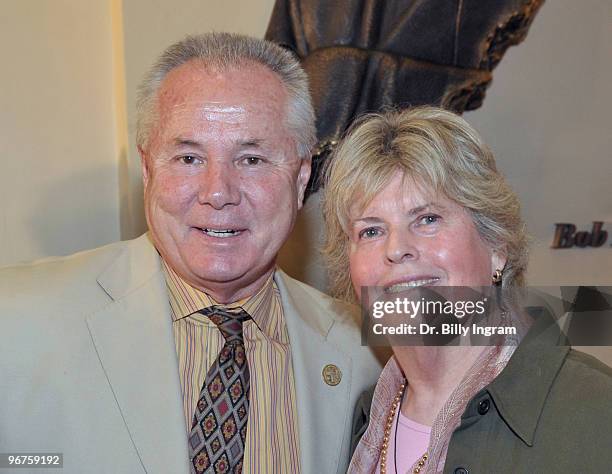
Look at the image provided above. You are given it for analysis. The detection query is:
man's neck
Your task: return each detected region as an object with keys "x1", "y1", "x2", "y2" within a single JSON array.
[{"x1": 187, "y1": 267, "x2": 276, "y2": 305}]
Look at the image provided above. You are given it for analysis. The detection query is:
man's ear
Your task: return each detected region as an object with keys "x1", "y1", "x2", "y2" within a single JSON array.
[
  {"x1": 139, "y1": 146, "x2": 150, "y2": 190},
  {"x1": 296, "y1": 156, "x2": 312, "y2": 210}
]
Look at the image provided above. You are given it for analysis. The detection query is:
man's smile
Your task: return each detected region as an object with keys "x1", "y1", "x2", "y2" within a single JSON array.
[{"x1": 198, "y1": 227, "x2": 244, "y2": 238}]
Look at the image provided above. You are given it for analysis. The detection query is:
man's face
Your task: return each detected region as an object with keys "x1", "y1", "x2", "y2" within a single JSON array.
[{"x1": 140, "y1": 60, "x2": 311, "y2": 303}]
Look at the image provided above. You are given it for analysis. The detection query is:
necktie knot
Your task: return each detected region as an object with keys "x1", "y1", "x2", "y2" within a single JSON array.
[{"x1": 198, "y1": 306, "x2": 251, "y2": 343}]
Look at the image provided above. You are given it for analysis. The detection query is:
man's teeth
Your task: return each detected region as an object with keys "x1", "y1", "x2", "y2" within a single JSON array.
[
  {"x1": 384, "y1": 278, "x2": 439, "y2": 293},
  {"x1": 202, "y1": 228, "x2": 241, "y2": 238}
]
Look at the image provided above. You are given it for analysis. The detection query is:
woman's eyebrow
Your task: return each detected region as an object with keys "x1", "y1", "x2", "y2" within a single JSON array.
[
  {"x1": 407, "y1": 202, "x2": 446, "y2": 215},
  {"x1": 351, "y1": 217, "x2": 382, "y2": 226}
]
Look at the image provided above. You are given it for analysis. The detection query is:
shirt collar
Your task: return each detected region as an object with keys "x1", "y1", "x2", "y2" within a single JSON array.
[
  {"x1": 161, "y1": 259, "x2": 279, "y2": 337},
  {"x1": 486, "y1": 307, "x2": 570, "y2": 446}
]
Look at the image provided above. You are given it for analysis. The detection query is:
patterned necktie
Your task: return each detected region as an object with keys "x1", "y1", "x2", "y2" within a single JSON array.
[{"x1": 189, "y1": 306, "x2": 251, "y2": 474}]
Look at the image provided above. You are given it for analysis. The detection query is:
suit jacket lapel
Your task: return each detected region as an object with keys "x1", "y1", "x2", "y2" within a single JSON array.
[
  {"x1": 86, "y1": 235, "x2": 189, "y2": 474},
  {"x1": 275, "y1": 271, "x2": 353, "y2": 474}
]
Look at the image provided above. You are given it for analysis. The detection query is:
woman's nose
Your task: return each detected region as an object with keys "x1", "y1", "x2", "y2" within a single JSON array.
[{"x1": 385, "y1": 231, "x2": 419, "y2": 264}]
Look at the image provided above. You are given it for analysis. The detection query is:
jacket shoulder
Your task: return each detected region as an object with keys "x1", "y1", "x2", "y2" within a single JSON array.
[
  {"x1": 0, "y1": 239, "x2": 132, "y2": 318},
  {"x1": 1, "y1": 239, "x2": 127, "y2": 281}
]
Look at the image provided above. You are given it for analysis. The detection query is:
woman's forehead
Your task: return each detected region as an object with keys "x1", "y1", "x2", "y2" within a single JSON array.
[{"x1": 347, "y1": 171, "x2": 439, "y2": 216}]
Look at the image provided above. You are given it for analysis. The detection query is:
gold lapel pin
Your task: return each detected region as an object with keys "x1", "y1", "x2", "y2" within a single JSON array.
[{"x1": 322, "y1": 364, "x2": 342, "y2": 386}]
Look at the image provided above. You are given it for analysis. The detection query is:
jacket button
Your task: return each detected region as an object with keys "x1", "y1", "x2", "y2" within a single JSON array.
[
  {"x1": 454, "y1": 468, "x2": 469, "y2": 474},
  {"x1": 478, "y1": 398, "x2": 490, "y2": 415}
]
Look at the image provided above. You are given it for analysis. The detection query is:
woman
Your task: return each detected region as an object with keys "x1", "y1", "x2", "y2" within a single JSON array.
[{"x1": 322, "y1": 107, "x2": 612, "y2": 473}]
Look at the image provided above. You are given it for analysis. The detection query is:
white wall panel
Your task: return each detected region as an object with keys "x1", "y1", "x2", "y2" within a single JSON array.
[{"x1": 0, "y1": 0, "x2": 120, "y2": 265}]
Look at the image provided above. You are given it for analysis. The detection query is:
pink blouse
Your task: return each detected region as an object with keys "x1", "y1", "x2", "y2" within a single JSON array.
[{"x1": 374, "y1": 407, "x2": 431, "y2": 474}]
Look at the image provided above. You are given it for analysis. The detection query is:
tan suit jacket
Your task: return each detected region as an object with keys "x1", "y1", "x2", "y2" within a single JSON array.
[{"x1": 0, "y1": 234, "x2": 382, "y2": 473}]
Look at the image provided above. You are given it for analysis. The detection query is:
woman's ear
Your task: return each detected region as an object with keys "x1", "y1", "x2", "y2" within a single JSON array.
[{"x1": 491, "y1": 249, "x2": 507, "y2": 275}]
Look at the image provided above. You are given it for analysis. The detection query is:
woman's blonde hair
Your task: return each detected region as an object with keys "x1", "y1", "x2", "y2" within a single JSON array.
[{"x1": 322, "y1": 106, "x2": 528, "y2": 302}]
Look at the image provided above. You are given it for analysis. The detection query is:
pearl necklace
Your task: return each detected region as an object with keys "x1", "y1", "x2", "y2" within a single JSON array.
[{"x1": 379, "y1": 382, "x2": 428, "y2": 474}]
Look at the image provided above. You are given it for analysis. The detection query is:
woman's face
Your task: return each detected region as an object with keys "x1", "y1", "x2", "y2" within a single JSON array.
[{"x1": 348, "y1": 171, "x2": 506, "y2": 301}]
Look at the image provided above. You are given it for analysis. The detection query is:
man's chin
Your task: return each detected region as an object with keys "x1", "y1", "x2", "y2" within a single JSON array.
[
  {"x1": 191, "y1": 268, "x2": 249, "y2": 285},
  {"x1": 187, "y1": 269, "x2": 271, "y2": 303},
  {"x1": 188, "y1": 260, "x2": 270, "y2": 289}
]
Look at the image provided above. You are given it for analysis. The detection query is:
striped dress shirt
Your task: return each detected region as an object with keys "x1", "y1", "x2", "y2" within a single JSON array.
[{"x1": 162, "y1": 261, "x2": 301, "y2": 473}]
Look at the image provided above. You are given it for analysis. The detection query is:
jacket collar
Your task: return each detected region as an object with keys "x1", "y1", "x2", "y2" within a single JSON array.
[
  {"x1": 96, "y1": 233, "x2": 161, "y2": 301},
  {"x1": 88, "y1": 234, "x2": 189, "y2": 473},
  {"x1": 487, "y1": 307, "x2": 570, "y2": 446},
  {"x1": 274, "y1": 270, "x2": 354, "y2": 474},
  {"x1": 274, "y1": 269, "x2": 336, "y2": 337}
]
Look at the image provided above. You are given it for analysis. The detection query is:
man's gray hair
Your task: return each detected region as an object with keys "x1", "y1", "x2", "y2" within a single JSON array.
[{"x1": 136, "y1": 32, "x2": 316, "y2": 158}]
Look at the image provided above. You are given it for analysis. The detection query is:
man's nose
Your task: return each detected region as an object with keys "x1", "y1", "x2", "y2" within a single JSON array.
[
  {"x1": 197, "y1": 161, "x2": 241, "y2": 209},
  {"x1": 385, "y1": 231, "x2": 419, "y2": 264}
]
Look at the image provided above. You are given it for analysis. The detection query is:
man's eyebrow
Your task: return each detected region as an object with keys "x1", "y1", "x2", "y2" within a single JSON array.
[
  {"x1": 173, "y1": 138, "x2": 203, "y2": 148},
  {"x1": 172, "y1": 138, "x2": 265, "y2": 149},
  {"x1": 237, "y1": 138, "x2": 264, "y2": 148}
]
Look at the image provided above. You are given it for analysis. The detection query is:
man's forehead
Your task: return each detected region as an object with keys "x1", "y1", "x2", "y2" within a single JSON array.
[
  {"x1": 154, "y1": 65, "x2": 288, "y2": 134},
  {"x1": 159, "y1": 59, "x2": 287, "y2": 105},
  {"x1": 146, "y1": 60, "x2": 294, "y2": 152},
  {"x1": 198, "y1": 105, "x2": 246, "y2": 124}
]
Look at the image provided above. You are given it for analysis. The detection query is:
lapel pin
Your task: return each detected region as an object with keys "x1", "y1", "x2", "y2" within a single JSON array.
[{"x1": 322, "y1": 364, "x2": 342, "y2": 386}]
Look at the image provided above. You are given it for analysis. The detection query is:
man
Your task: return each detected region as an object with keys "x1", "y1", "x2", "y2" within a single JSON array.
[{"x1": 0, "y1": 33, "x2": 382, "y2": 473}]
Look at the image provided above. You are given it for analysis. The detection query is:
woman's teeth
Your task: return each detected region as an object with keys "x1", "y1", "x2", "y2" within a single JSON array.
[{"x1": 384, "y1": 278, "x2": 439, "y2": 293}]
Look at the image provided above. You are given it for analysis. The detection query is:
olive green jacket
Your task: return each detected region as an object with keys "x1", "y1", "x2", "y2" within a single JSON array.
[{"x1": 351, "y1": 312, "x2": 612, "y2": 473}]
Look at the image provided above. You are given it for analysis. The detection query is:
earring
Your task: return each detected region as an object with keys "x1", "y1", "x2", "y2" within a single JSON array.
[{"x1": 492, "y1": 269, "x2": 503, "y2": 284}]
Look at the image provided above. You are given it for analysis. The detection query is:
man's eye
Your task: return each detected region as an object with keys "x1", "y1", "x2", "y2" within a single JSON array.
[
  {"x1": 178, "y1": 155, "x2": 201, "y2": 165},
  {"x1": 243, "y1": 156, "x2": 262, "y2": 166}
]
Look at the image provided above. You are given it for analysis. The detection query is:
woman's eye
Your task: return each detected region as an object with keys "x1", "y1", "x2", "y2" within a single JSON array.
[
  {"x1": 418, "y1": 214, "x2": 440, "y2": 225},
  {"x1": 358, "y1": 227, "x2": 381, "y2": 239}
]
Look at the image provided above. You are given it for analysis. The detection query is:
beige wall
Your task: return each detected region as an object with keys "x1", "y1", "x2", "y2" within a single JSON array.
[{"x1": 0, "y1": 0, "x2": 121, "y2": 266}]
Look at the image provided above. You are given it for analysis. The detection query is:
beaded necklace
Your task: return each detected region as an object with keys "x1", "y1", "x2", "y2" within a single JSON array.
[{"x1": 379, "y1": 382, "x2": 428, "y2": 474}]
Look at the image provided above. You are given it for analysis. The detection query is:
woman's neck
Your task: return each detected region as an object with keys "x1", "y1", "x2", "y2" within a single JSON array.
[{"x1": 394, "y1": 345, "x2": 486, "y2": 426}]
